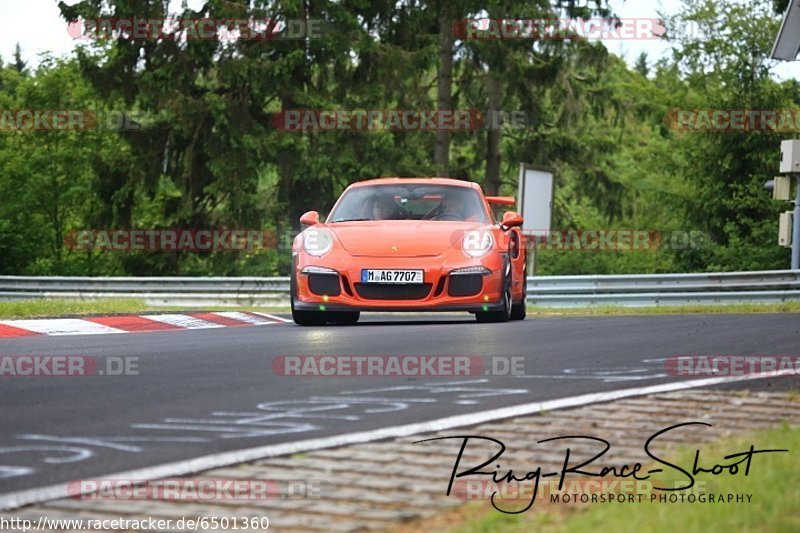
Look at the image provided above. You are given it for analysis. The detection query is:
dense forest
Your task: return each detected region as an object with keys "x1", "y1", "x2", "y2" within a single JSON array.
[{"x1": 0, "y1": 0, "x2": 795, "y2": 276}]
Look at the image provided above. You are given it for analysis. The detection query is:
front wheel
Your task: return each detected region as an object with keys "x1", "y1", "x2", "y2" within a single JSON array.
[
  {"x1": 332, "y1": 311, "x2": 360, "y2": 325},
  {"x1": 510, "y1": 263, "x2": 527, "y2": 321},
  {"x1": 291, "y1": 308, "x2": 359, "y2": 326},
  {"x1": 291, "y1": 307, "x2": 327, "y2": 326},
  {"x1": 475, "y1": 259, "x2": 512, "y2": 323}
]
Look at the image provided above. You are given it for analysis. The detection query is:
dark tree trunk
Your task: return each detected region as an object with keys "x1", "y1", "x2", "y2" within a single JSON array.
[
  {"x1": 435, "y1": 8, "x2": 453, "y2": 177},
  {"x1": 485, "y1": 73, "x2": 502, "y2": 195}
]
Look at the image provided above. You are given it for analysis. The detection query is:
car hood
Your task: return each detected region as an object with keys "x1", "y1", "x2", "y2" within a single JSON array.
[{"x1": 328, "y1": 221, "x2": 487, "y2": 257}]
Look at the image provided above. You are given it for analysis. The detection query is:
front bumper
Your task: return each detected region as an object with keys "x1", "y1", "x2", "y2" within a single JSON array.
[{"x1": 293, "y1": 253, "x2": 507, "y2": 312}]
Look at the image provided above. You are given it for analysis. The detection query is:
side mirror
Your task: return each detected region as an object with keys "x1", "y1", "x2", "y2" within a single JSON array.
[
  {"x1": 300, "y1": 211, "x2": 320, "y2": 226},
  {"x1": 501, "y1": 211, "x2": 523, "y2": 229}
]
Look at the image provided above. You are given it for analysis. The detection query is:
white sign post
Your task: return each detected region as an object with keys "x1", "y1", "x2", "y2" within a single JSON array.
[{"x1": 517, "y1": 164, "x2": 554, "y2": 274}]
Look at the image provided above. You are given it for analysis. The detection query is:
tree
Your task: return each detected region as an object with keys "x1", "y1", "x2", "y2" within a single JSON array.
[
  {"x1": 634, "y1": 52, "x2": 649, "y2": 77},
  {"x1": 12, "y1": 43, "x2": 25, "y2": 74},
  {"x1": 0, "y1": 0, "x2": 772, "y2": 278},
  {"x1": 662, "y1": 0, "x2": 790, "y2": 271},
  {"x1": 455, "y1": 0, "x2": 614, "y2": 194}
]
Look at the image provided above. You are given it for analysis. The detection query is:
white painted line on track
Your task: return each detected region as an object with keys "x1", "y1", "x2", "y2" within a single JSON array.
[
  {"x1": 249, "y1": 311, "x2": 292, "y2": 323},
  {"x1": 140, "y1": 314, "x2": 225, "y2": 330},
  {"x1": 0, "y1": 369, "x2": 794, "y2": 511},
  {"x1": 211, "y1": 312, "x2": 276, "y2": 325}
]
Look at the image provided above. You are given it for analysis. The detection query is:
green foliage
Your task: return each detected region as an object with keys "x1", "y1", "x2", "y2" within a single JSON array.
[{"x1": 0, "y1": 0, "x2": 795, "y2": 276}]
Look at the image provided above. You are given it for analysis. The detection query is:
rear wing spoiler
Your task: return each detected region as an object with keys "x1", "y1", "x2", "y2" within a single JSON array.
[{"x1": 485, "y1": 196, "x2": 516, "y2": 206}]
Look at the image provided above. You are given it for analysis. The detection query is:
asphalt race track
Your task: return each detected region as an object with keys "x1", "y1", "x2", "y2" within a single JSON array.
[{"x1": 1, "y1": 313, "x2": 798, "y2": 497}]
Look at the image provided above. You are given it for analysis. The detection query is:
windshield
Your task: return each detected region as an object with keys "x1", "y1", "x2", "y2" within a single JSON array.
[{"x1": 328, "y1": 184, "x2": 490, "y2": 223}]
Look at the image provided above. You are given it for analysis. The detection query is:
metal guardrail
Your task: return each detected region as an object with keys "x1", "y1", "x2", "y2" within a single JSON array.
[
  {"x1": 0, "y1": 277, "x2": 289, "y2": 307},
  {"x1": 0, "y1": 270, "x2": 799, "y2": 307},
  {"x1": 526, "y1": 270, "x2": 800, "y2": 307}
]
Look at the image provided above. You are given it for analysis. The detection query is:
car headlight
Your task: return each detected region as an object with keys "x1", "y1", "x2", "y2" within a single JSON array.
[
  {"x1": 303, "y1": 228, "x2": 334, "y2": 256},
  {"x1": 462, "y1": 230, "x2": 493, "y2": 257}
]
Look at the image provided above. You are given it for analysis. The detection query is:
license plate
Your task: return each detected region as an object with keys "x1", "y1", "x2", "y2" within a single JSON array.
[{"x1": 361, "y1": 269, "x2": 424, "y2": 284}]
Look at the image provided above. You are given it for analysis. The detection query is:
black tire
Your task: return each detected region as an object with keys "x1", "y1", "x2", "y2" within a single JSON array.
[
  {"x1": 510, "y1": 263, "x2": 527, "y2": 321},
  {"x1": 292, "y1": 308, "x2": 327, "y2": 326},
  {"x1": 333, "y1": 311, "x2": 360, "y2": 325},
  {"x1": 475, "y1": 258, "x2": 512, "y2": 323},
  {"x1": 292, "y1": 307, "x2": 358, "y2": 326}
]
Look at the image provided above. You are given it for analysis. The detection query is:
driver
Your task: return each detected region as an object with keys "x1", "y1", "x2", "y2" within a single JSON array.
[
  {"x1": 437, "y1": 192, "x2": 465, "y2": 220},
  {"x1": 371, "y1": 196, "x2": 398, "y2": 220}
]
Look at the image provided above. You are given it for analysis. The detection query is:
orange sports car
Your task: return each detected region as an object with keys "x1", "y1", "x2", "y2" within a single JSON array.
[{"x1": 290, "y1": 177, "x2": 527, "y2": 325}]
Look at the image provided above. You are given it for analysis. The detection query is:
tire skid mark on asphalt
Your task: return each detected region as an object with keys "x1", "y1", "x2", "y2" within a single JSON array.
[
  {"x1": 0, "y1": 379, "x2": 526, "y2": 485},
  {"x1": 339, "y1": 379, "x2": 530, "y2": 398},
  {"x1": 1, "y1": 371, "x2": 797, "y2": 513}
]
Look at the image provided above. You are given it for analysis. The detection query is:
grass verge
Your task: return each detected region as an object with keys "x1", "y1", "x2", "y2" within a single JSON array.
[
  {"x1": 0, "y1": 298, "x2": 152, "y2": 319},
  {"x1": 0, "y1": 299, "x2": 290, "y2": 319},
  {"x1": 0, "y1": 299, "x2": 798, "y2": 320}
]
